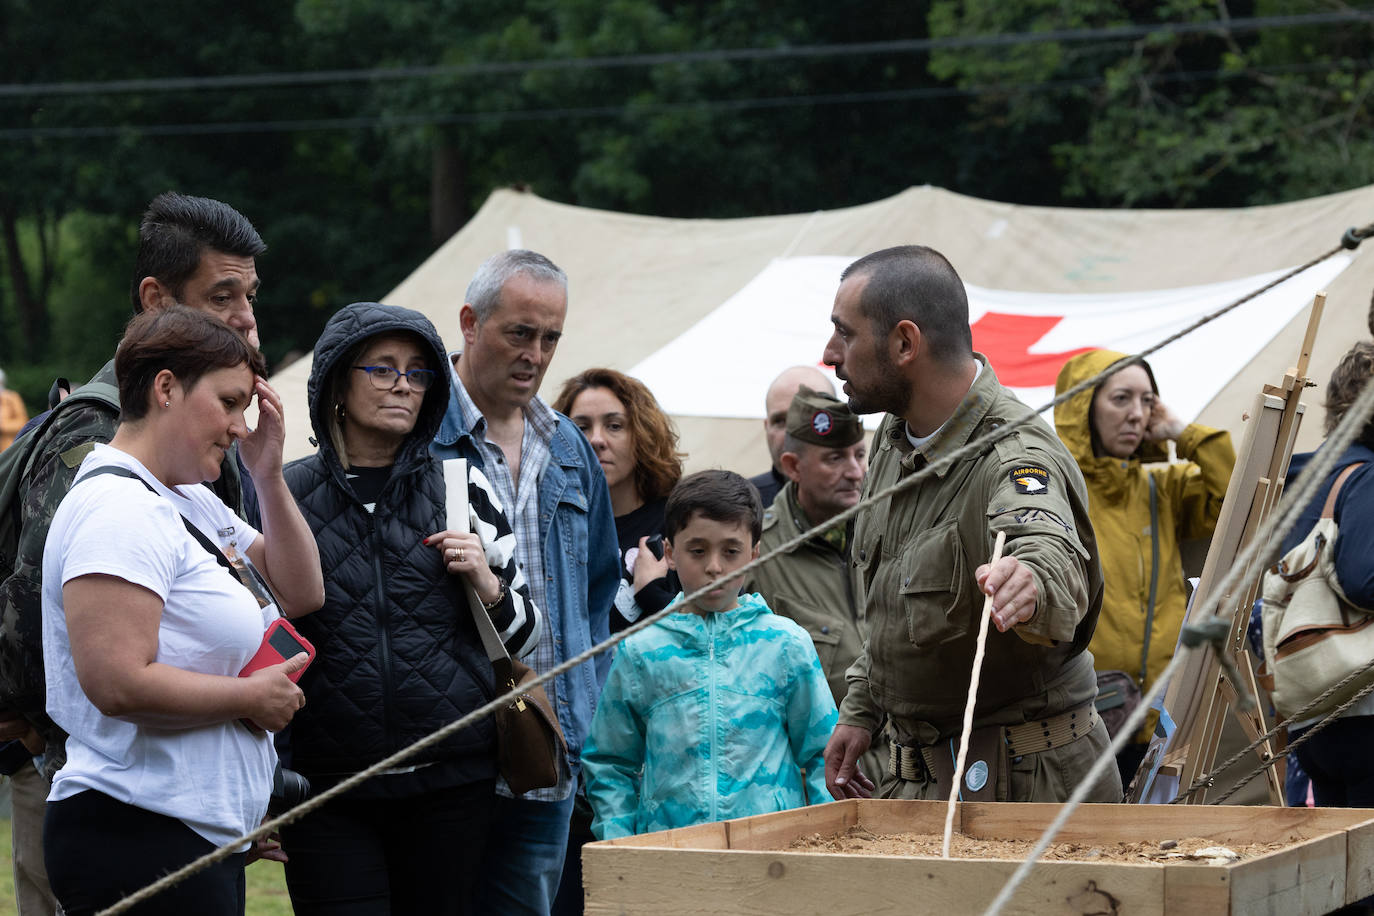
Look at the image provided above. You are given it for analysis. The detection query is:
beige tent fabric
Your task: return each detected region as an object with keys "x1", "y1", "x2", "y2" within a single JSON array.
[{"x1": 275, "y1": 184, "x2": 1374, "y2": 468}]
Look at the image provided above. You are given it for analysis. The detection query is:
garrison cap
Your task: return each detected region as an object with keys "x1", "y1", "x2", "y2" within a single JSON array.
[{"x1": 787, "y1": 385, "x2": 862, "y2": 448}]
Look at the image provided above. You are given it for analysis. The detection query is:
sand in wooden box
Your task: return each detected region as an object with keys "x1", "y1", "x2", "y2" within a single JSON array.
[{"x1": 583, "y1": 799, "x2": 1374, "y2": 915}]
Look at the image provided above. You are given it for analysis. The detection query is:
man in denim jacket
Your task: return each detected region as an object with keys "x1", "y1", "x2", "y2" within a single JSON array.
[{"x1": 431, "y1": 249, "x2": 619, "y2": 915}]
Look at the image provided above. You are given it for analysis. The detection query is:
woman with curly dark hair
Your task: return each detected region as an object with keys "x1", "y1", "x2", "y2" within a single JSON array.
[
  {"x1": 553, "y1": 368, "x2": 685, "y2": 633},
  {"x1": 550, "y1": 368, "x2": 684, "y2": 915}
]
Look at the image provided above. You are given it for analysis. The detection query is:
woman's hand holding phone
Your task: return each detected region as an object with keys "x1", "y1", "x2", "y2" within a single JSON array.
[{"x1": 241, "y1": 653, "x2": 310, "y2": 732}]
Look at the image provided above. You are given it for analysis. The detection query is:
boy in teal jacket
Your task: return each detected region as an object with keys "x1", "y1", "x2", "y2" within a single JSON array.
[{"x1": 583, "y1": 470, "x2": 838, "y2": 840}]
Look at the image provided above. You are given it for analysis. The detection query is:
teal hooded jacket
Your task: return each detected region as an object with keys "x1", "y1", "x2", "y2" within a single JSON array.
[{"x1": 583, "y1": 592, "x2": 837, "y2": 839}]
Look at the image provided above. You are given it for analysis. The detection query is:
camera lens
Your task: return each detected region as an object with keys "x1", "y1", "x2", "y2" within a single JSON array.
[{"x1": 269, "y1": 764, "x2": 312, "y2": 815}]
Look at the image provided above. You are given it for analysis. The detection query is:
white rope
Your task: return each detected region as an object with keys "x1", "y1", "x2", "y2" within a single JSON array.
[
  {"x1": 96, "y1": 235, "x2": 1360, "y2": 914},
  {"x1": 943, "y1": 531, "x2": 1005, "y2": 857},
  {"x1": 982, "y1": 367, "x2": 1374, "y2": 915}
]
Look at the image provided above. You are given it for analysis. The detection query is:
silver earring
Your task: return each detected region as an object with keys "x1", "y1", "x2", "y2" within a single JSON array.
[{"x1": 164, "y1": 400, "x2": 170, "y2": 408}]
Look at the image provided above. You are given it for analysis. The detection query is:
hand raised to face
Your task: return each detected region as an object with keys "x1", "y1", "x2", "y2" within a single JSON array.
[{"x1": 238, "y1": 376, "x2": 286, "y2": 481}]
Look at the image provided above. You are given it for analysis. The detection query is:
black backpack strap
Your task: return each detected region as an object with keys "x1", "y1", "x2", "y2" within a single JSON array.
[
  {"x1": 46, "y1": 377, "x2": 70, "y2": 411},
  {"x1": 78, "y1": 466, "x2": 237, "y2": 579}
]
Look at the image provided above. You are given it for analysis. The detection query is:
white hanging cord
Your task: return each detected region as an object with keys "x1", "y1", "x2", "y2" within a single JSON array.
[{"x1": 943, "y1": 530, "x2": 1005, "y2": 858}]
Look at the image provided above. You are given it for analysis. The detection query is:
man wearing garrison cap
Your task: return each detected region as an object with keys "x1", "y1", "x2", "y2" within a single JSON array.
[{"x1": 748, "y1": 387, "x2": 887, "y2": 786}]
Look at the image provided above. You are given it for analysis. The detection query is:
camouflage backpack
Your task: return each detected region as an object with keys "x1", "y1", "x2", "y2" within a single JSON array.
[
  {"x1": 0, "y1": 379, "x2": 120, "y2": 575},
  {"x1": 0, "y1": 378, "x2": 120, "y2": 744}
]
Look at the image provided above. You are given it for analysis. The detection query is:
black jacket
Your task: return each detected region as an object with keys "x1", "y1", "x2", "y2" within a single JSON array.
[{"x1": 282, "y1": 301, "x2": 538, "y2": 797}]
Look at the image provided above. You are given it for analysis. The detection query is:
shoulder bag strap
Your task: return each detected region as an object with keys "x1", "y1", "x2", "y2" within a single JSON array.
[
  {"x1": 1321, "y1": 462, "x2": 1365, "y2": 520},
  {"x1": 1138, "y1": 473, "x2": 1160, "y2": 688},
  {"x1": 78, "y1": 466, "x2": 285, "y2": 621},
  {"x1": 80, "y1": 466, "x2": 236, "y2": 577},
  {"x1": 442, "y1": 457, "x2": 511, "y2": 666},
  {"x1": 1272, "y1": 461, "x2": 1366, "y2": 581}
]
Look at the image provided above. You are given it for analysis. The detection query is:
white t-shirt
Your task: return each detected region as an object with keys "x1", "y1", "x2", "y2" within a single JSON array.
[{"x1": 42, "y1": 444, "x2": 274, "y2": 849}]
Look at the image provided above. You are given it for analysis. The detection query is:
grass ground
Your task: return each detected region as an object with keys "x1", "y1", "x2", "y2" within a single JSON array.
[{"x1": 0, "y1": 817, "x2": 295, "y2": 915}]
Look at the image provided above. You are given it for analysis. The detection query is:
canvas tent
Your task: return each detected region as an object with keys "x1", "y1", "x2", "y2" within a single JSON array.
[{"x1": 273, "y1": 184, "x2": 1374, "y2": 469}]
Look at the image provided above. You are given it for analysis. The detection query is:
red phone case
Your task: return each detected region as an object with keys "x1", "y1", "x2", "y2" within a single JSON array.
[{"x1": 238, "y1": 617, "x2": 316, "y2": 682}]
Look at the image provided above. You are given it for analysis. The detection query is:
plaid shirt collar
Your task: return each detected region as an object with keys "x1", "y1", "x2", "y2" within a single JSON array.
[{"x1": 448, "y1": 354, "x2": 559, "y2": 448}]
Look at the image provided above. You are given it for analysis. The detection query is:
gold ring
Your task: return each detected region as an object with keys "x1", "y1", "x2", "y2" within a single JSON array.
[{"x1": 457, "y1": 548, "x2": 465, "y2": 562}]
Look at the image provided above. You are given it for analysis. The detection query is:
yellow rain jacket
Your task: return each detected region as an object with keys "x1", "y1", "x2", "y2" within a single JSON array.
[{"x1": 1053, "y1": 350, "x2": 1235, "y2": 742}]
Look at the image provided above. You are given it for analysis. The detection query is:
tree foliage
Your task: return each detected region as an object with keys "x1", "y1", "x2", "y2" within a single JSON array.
[
  {"x1": 925, "y1": 0, "x2": 1374, "y2": 206},
  {"x1": 0, "y1": 0, "x2": 1370, "y2": 409}
]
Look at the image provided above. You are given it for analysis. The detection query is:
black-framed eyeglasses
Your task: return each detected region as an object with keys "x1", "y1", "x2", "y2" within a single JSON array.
[{"x1": 353, "y1": 365, "x2": 436, "y2": 391}]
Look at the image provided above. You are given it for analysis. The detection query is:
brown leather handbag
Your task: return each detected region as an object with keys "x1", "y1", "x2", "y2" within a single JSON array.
[
  {"x1": 444, "y1": 459, "x2": 567, "y2": 794},
  {"x1": 468, "y1": 595, "x2": 566, "y2": 794}
]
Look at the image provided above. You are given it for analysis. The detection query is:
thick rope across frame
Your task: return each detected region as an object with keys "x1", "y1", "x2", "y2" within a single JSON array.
[
  {"x1": 1200, "y1": 674, "x2": 1374, "y2": 807},
  {"x1": 97, "y1": 225, "x2": 1370, "y2": 915}
]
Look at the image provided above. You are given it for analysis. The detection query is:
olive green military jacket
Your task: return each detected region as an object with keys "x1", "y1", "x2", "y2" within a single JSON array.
[
  {"x1": 839, "y1": 357, "x2": 1104, "y2": 748},
  {"x1": 751, "y1": 482, "x2": 866, "y2": 709}
]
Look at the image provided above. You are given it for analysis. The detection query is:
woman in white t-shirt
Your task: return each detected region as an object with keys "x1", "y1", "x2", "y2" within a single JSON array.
[{"x1": 41, "y1": 306, "x2": 324, "y2": 916}]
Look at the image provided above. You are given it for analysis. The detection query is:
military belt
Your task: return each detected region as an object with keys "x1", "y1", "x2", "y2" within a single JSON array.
[
  {"x1": 1003, "y1": 703, "x2": 1099, "y2": 756},
  {"x1": 888, "y1": 742, "x2": 931, "y2": 782},
  {"x1": 887, "y1": 702, "x2": 1099, "y2": 781}
]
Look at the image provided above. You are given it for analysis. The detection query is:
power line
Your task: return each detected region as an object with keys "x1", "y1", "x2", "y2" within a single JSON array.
[
  {"x1": 0, "y1": 60, "x2": 1359, "y2": 142},
  {"x1": 1, "y1": 10, "x2": 1370, "y2": 99}
]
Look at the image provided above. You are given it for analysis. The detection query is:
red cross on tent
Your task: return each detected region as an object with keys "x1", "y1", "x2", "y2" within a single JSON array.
[{"x1": 970, "y1": 312, "x2": 1096, "y2": 387}]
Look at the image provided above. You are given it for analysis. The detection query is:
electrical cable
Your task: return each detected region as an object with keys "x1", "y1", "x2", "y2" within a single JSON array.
[
  {"x1": 1, "y1": 60, "x2": 1366, "y2": 141},
  {"x1": 3, "y1": 10, "x2": 1370, "y2": 99}
]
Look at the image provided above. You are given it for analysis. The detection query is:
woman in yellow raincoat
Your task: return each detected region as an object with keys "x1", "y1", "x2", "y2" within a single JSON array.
[{"x1": 1054, "y1": 350, "x2": 1235, "y2": 785}]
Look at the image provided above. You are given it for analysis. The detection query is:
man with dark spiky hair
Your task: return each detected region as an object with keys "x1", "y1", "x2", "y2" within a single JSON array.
[{"x1": 0, "y1": 192, "x2": 266, "y2": 916}]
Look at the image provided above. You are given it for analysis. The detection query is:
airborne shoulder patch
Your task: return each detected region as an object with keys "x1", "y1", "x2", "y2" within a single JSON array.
[{"x1": 1009, "y1": 465, "x2": 1050, "y2": 495}]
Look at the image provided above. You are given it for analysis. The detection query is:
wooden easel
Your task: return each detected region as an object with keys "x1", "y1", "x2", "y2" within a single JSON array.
[{"x1": 1128, "y1": 293, "x2": 1326, "y2": 806}]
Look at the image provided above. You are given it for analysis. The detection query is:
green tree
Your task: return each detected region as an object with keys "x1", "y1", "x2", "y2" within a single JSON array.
[
  {"x1": 925, "y1": 0, "x2": 1374, "y2": 207},
  {"x1": 294, "y1": 0, "x2": 936, "y2": 223},
  {"x1": 5, "y1": 0, "x2": 1372, "y2": 410},
  {"x1": 0, "y1": 0, "x2": 431, "y2": 379}
]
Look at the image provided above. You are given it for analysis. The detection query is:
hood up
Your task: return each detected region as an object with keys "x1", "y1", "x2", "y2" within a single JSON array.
[
  {"x1": 1053, "y1": 348, "x2": 1165, "y2": 467},
  {"x1": 305, "y1": 301, "x2": 452, "y2": 471}
]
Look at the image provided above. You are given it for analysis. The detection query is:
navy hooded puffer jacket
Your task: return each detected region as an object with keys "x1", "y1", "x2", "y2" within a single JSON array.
[{"x1": 281, "y1": 302, "x2": 540, "y2": 797}]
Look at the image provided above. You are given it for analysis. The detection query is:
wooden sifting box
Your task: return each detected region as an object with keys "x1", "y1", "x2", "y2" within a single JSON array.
[{"x1": 584, "y1": 799, "x2": 1374, "y2": 915}]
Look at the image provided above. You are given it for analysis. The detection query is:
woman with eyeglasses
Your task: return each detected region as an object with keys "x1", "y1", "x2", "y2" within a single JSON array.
[{"x1": 278, "y1": 302, "x2": 542, "y2": 915}]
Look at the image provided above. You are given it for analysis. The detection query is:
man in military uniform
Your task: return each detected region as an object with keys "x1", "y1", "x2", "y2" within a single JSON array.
[
  {"x1": 820, "y1": 245, "x2": 1120, "y2": 805},
  {"x1": 0, "y1": 192, "x2": 265, "y2": 916},
  {"x1": 749, "y1": 366, "x2": 835, "y2": 507},
  {"x1": 750, "y1": 386, "x2": 888, "y2": 789}
]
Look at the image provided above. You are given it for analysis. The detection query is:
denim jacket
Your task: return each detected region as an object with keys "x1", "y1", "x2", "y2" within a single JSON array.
[{"x1": 431, "y1": 385, "x2": 619, "y2": 774}]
